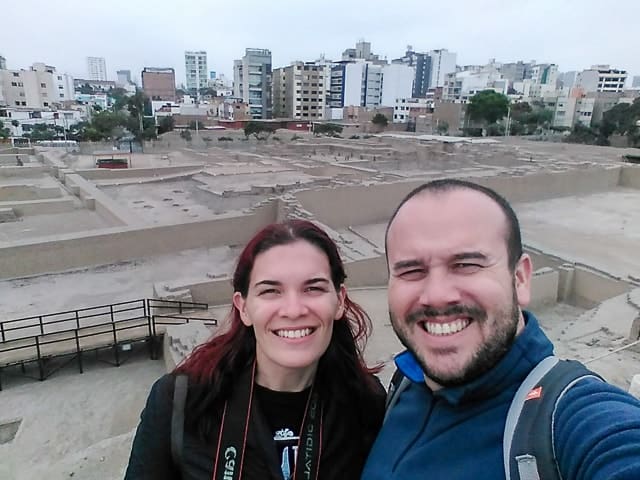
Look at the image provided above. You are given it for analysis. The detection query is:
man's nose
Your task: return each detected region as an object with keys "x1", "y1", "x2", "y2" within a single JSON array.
[{"x1": 417, "y1": 270, "x2": 462, "y2": 309}]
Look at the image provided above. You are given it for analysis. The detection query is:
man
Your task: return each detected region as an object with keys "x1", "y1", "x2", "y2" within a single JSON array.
[{"x1": 361, "y1": 178, "x2": 640, "y2": 480}]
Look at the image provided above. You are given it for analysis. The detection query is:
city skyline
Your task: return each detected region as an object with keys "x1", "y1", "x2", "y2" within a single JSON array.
[{"x1": 2, "y1": 0, "x2": 639, "y2": 85}]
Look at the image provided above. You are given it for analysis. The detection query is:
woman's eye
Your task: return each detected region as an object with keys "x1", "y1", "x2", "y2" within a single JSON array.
[{"x1": 305, "y1": 286, "x2": 326, "y2": 293}]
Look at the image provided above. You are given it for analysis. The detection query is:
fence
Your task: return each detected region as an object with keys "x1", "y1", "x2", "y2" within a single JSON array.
[{"x1": 0, "y1": 298, "x2": 217, "y2": 390}]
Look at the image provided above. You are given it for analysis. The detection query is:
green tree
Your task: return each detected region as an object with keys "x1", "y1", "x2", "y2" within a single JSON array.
[
  {"x1": 0, "y1": 126, "x2": 10, "y2": 139},
  {"x1": 108, "y1": 87, "x2": 130, "y2": 111},
  {"x1": 467, "y1": 90, "x2": 510, "y2": 126},
  {"x1": 436, "y1": 121, "x2": 449, "y2": 135},
  {"x1": 564, "y1": 124, "x2": 600, "y2": 145},
  {"x1": 371, "y1": 113, "x2": 389, "y2": 128},
  {"x1": 244, "y1": 121, "x2": 274, "y2": 140},
  {"x1": 313, "y1": 123, "x2": 343, "y2": 136},
  {"x1": 24, "y1": 123, "x2": 58, "y2": 141},
  {"x1": 157, "y1": 116, "x2": 175, "y2": 134},
  {"x1": 600, "y1": 99, "x2": 640, "y2": 146},
  {"x1": 126, "y1": 91, "x2": 155, "y2": 141},
  {"x1": 180, "y1": 129, "x2": 192, "y2": 142}
]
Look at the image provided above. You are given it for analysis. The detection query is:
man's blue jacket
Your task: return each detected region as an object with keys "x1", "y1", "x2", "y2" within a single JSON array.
[{"x1": 361, "y1": 312, "x2": 640, "y2": 480}]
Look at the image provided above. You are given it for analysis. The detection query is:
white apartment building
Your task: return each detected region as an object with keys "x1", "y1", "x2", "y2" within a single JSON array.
[
  {"x1": 575, "y1": 65, "x2": 627, "y2": 93},
  {"x1": 428, "y1": 49, "x2": 457, "y2": 88},
  {"x1": 329, "y1": 60, "x2": 384, "y2": 110},
  {"x1": 380, "y1": 63, "x2": 415, "y2": 107},
  {"x1": 273, "y1": 61, "x2": 327, "y2": 120},
  {"x1": 233, "y1": 48, "x2": 272, "y2": 119},
  {"x1": 0, "y1": 63, "x2": 74, "y2": 109},
  {"x1": 184, "y1": 51, "x2": 208, "y2": 93},
  {"x1": 393, "y1": 97, "x2": 432, "y2": 123},
  {"x1": 86, "y1": 57, "x2": 107, "y2": 81},
  {"x1": 444, "y1": 69, "x2": 508, "y2": 103},
  {"x1": 1, "y1": 107, "x2": 85, "y2": 137}
]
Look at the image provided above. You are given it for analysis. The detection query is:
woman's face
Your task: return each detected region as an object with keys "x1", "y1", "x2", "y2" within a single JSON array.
[{"x1": 233, "y1": 240, "x2": 345, "y2": 388}]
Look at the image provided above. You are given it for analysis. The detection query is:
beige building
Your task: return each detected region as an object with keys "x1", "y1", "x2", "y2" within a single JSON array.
[
  {"x1": 0, "y1": 63, "x2": 73, "y2": 109},
  {"x1": 272, "y1": 61, "x2": 327, "y2": 120}
]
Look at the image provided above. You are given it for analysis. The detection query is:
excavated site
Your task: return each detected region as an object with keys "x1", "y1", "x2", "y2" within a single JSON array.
[{"x1": 1, "y1": 130, "x2": 640, "y2": 479}]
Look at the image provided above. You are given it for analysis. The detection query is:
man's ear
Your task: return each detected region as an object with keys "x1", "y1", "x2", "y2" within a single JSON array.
[
  {"x1": 233, "y1": 292, "x2": 252, "y2": 326},
  {"x1": 334, "y1": 284, "x2": 347, "y2": 320},
  {"x1": 514, "y1": 254, "x2": 532, "y2": 308}
]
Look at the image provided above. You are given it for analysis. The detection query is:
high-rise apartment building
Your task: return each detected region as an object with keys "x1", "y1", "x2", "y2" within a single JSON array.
[
  {"x1": 184, "y1": 51, "x2": 208, "y2": 93},
  {"x1": 273, "y1": 61, "x2": 327, "y2": 119},
  {"x1": 428, "y1": 49, "x2": 457, "y2": 88},
  {"x1": 575, "y1": 65, "x2": 628, "y2": 93},
  {"x1": 86, "y1": 57, "x2": 107, "y2": 81},
  {"x1": 233, "y1": 48, "x2": 272, "y2": 119}
]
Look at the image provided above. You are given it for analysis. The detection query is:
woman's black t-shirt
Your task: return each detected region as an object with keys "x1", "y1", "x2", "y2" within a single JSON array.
[{"x1": 254, "y1": 385, "x2": 311, "y2": 480}]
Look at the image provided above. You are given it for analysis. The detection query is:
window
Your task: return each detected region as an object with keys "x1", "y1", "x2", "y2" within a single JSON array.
[
  {"x1": 21, "y1": 101, "x2": 26, "y2": 106},
  {"x1": 41, "y1": 83, "x2": 47, "y2": 88},
  {"x1": 15, "y1": 101, "x2": 20, "y2": 106},
  {"x1": 13, "y1": 72, "x2": 19, "y2": 77},
  {"x1": 11, "y1": 82, "x2": 17, "y2": 86},
  {"x1": 43, "y1": 102, "x2": 49, "y2": 107},
  {"x1": 58, "y1": 76, "x2": 62, "y2": 80},
  {"x1": 60, "y1": 94, "x2": 64, "y2": 98}
]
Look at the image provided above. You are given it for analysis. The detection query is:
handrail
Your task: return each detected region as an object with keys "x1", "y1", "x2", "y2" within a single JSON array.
[
  {"x1": 0, "y1": 298, "x2": 208, "y2": 343},
  {"x1": 0, "y1": 299, "x2": 213, "y2": 390}
]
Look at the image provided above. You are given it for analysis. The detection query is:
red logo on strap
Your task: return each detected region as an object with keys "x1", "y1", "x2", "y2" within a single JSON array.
[{"x1": 525, "y1": 386, "x2": 543, "y2": 401}]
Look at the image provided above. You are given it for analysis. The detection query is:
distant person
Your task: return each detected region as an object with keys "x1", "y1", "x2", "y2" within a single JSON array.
[
  {"x1": 126, "y1": 220, "x2": 385, "y2": 480},
  {"x1": 361, "y1": 179, "x2": 640, "y2": 480},
  {"x1": 16, "y1": 156, "x2": 23, "y2": 166}
]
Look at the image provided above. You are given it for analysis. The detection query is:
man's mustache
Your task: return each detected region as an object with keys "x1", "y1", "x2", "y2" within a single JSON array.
[{"x1": 406, "y1": 304, "x2": 486, "y2": 324}]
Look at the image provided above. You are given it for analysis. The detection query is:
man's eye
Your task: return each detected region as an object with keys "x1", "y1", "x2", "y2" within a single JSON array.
[
  {"x1": 399, "y1": 269, "x2": 425, "y2": 279},
  {"x1": 453, "y1": 263, "x2": 482, "y2": 271},
  {"x1": 258, "y1": 288, "x2": 279, "y2": 295}
]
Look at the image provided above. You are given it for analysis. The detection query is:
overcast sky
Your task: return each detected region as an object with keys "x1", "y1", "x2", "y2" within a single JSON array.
[{"x1": 2, "y1": 0, "x2": 638, "y2": 86}]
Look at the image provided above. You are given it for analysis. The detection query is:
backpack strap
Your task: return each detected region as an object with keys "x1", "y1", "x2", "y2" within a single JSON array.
[
  {"x1": 504, "y1": 357, "x2": 603, "y2": 480},
  {"x1": 171, "y1": 374, "x2": 188, "y2": 473},
  {"x1": 384, "y1": 368, "x2": 411, "y2": 422}
]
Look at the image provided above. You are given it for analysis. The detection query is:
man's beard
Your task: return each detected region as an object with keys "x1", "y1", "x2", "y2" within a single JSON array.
[{"x1": 390, "y1": 288, "x2": 520, "y2": 388}]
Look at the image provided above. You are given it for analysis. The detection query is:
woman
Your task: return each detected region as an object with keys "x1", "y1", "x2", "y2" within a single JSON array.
[{"x1": 125, "y1": 219, "x2": 386, "y2": 480}]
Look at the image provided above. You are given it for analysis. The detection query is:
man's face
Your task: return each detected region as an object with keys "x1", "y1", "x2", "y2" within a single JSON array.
[{"x1": 386, "y1": 188, "x2": 532, "y2": 388}]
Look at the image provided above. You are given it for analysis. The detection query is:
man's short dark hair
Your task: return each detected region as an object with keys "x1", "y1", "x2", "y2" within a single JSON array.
[{"x1": 385, "y1": 178, "x2": 523, "y2": 270}]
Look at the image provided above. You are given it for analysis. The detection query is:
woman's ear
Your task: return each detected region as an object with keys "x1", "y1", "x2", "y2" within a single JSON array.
[
  {"x1": 233, "y1": 292, "x2": 252, "y2": 326},
  {"x1": 334, "y1": 284, "x2": 347, "y2": 320}
]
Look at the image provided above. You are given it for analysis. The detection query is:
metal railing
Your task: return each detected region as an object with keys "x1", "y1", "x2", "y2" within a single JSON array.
[{"x1": 0, "y1": 298, "x2": 217, "y2": 390}]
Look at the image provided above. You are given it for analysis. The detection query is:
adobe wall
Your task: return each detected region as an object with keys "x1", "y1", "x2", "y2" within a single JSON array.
[
  {"x1": 62, "y1": 173, "x2": 141, "y2": 226},
  {"x1": 569, "y1": 265, "x2": 631, "y2": 308},
  {"x1": 620, "y1": 166, "x2": 640, "y2": 189},
  {"x1": 0, "y1": 202, "x2": 278, "y2": 280},
  {"x1": 0, "y1": 166, "x2": 51, "y2": 177},
  {"x1": 75, "y1": 165, "x2": 204, "y2": 180},
  {"x1": 295, "y1": 166, "x2": 622, "y2": 229},
  {"x1": 0, "y1": 184, "x2": 61, "y2": 201},
  {"x1": 530, "y1": 268, "x2": 559, "y2": 307},
  {"x1": 2, "y1": 198, "x2": 75, "y2": 216}
]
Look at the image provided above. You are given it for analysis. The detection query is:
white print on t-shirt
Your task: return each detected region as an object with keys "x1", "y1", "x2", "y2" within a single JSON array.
[{"x1": 274, "y1": 428, "x2": 299, "y2": 480}]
